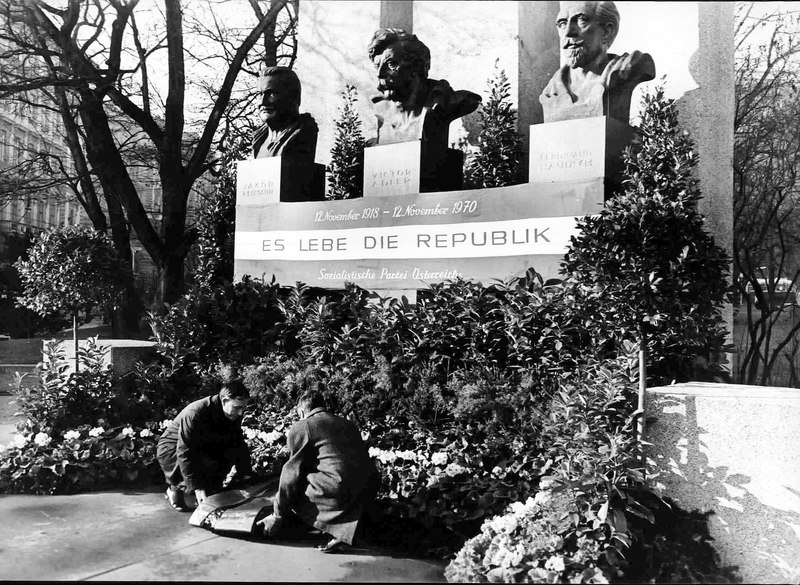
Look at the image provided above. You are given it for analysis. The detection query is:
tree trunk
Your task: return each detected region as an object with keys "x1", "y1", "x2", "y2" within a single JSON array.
[
  {"x1": 73, "y1": 311, "x2": 80, "y2": 374},
  {"x1": 157, "y1": 251, "x2": 188, "y2": 308},
  {"x1": 105, "y1": 193, "x2": 143, "y2": 336}
]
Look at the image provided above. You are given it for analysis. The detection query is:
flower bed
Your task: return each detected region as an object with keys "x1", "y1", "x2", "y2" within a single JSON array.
[{"x1": 0, "y1": 423, "x2": 161, "y2": 494}]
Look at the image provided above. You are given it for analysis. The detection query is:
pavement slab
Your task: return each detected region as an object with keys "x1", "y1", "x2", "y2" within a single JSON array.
[{"x1": 0, "y1": 488, "x2": 448, "y2": 582}]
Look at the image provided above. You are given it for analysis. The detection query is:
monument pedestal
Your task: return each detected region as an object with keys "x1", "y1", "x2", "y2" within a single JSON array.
[
  {"x1": 237, "y1": 157, "x2": 326, "y2": 204},
  {"x1": 529, "y1": 116, "x2": 634, "y2": 199},
  {"x1": 363, "y1": 140, "x2": 464, "y2": 197}
]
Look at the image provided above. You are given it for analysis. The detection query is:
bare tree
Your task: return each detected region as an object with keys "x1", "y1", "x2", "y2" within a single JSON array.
[
  {"x1": 734, "y1": 2, "x2": 800, "y2": 385},
  {"x1": 0, "y1": 0, "x2": 295, "y2": 331}
]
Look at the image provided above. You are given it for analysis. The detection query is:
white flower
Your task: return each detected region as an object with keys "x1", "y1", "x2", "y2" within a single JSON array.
[
  {"x1": 368, "y1": 446, "x2": 382, "y2": 458},
  {"x1": 63, "y1": 430, "x2": 81, "y2": 441},
  {"x1": 361, "y1": 430, "x2": 370, "y2": 441},
  {"x1": 159, "y1": 419, "x2": 173, "y2": 430},
  {"x1": 121, "y1": 426, "x2": 135, "y2": 438},
  {"x1": 534, "y1": 489, "x2": 552, "y2": 506},
  {"x1": 243, "y1": 427, "x2": 258, "y2": 441},
  {"x1": 12, "y1": 434, "x2": 29, "y2": 448},
  {"x1": 378, "y1": 450, "x2": 397, "y2": 465},
  {"x1": 34, "y1": 432, "x2": 52, "y2": 447},
  {"x1": 89, "y1": 427, "x2": 105, "y2": 438},
  {"x1": 444, "y1": 462, "x2": 468, "y2": 477},
  {"x1": 539, "y1": 477, "x2": 557, "y2": 490},
  {"x1": 488, "y1": 514, "x2": 518, "y2": 535},
  {"x1": 544, "y1": 556, "x2": 565, "y2": 572},
  {"x1": 139, "y1": 428, "x2": 153, "y2": 438},
  {"x1": 430, "y1": 452, "x2": 448, "y2": 466},
  {"x1": 396, "y1": 450, "x2": 417, "y2": 461},
  {"x1": 265, "y1": 430, "x2": 282, "y2": 444}
]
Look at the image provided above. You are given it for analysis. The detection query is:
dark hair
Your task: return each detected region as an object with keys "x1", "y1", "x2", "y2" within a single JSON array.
[
  {"x1": 297, "y1": 389, "x2": 326, "y2": 411},
  {"x1": 259, "y1": 66, "x2": 302, "y2": 105},
  {"x1": 220, "y1": 379, "x2": 249, "y2": 401},
  {"x1": 367, "y1": 28, "x2": 430, "y2": 77},
  {"x1": 595, "y1": 1, "x2": 621, "y2": 47}
]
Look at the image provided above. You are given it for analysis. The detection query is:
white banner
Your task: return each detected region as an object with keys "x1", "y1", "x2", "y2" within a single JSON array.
[{"x1": 234, "y1": 216, "x2": 581, "y2": 261}]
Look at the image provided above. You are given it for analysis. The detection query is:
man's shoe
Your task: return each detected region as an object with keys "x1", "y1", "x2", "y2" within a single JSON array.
[
  {"x1": 165, "y1": 486, "x2": 189, "y2": 511},
  {"x1": 317, "y1": 537, "x2": 350, "y2": 554}
]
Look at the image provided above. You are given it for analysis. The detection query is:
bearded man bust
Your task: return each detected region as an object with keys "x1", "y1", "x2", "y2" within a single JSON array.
[{"x1": 539, "y1": 0, "x2": 655, "y2": 123}]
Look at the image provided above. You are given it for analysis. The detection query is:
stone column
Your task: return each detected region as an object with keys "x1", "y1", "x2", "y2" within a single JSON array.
[
  {"x1": 675, "y1": 2, "x2": 735, "y2": 350},
  {"x1": 517, "y1": 1, "x2": 560, "y2": 181},
  {"x1": 380, "y1": 0, "x2": 413, "y2": 31}
]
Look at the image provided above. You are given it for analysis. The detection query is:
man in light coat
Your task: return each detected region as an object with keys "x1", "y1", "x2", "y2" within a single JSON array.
[{"x1": 257, "y1": 390, "x2": 379, "y2": 552}]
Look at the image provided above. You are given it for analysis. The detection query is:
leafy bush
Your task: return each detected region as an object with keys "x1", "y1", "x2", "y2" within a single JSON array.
[
  {"x1": 148, "y1": 276, "x2": 285, "y2": 367},
  {"x1": 15, "y1": 226, "x2": 124, "y2": 348},
  {"x1": 562, "y1": 86, "x2": 730, "y2": 385},
  {"x1": 12, "y1": 338, "x2": 117, "y2": 436},
  {"x1": 445, "y1": 490, "x2": 608, "y2": 583},
  {"x1": 327, "y1": 84, "x2": 366, "y2": 200},
  {"x1": 0, "y1": 423, "x2": 161, "y2": 495},
  {"x1": 465, "y1": 66, "x2": 524, "y2": 189},
  {"x1": 444, "y1": 352, "x2": 736, "y2": 582},
  {"x1": 0, "y1": 231, "x2": 62, "y2": 338},
  {"x1": 192, "y1": 134, "x2": 250, "y2": 290}
]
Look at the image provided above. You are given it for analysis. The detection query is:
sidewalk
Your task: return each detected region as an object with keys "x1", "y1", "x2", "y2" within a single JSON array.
[{"x1": 0, "y1": 486, "x2": 448, "y2": 582}]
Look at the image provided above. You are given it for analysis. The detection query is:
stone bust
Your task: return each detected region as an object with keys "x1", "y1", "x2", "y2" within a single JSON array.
[
  {"x1": 539, "y1": 0, "x2": 655, "y2": 123},
  {"x1": 252, "y1": 66, "x2": 318, "y2": 163},
  {"x1": 367, "y1": 28, "x2": 481, "y2": 149}
]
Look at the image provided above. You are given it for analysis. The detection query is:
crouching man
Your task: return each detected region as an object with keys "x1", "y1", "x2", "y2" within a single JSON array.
[
  {"x1": 157, "y1": 380, "x2": 252, "y2": 511},
  {"x1": 257, "y1": 390, "x2": 380, "y2": 553}
]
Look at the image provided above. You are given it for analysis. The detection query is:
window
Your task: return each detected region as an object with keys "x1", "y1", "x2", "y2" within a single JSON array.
[{"x1": 0, "y1": 130, "x2": 7, "y2": 162}]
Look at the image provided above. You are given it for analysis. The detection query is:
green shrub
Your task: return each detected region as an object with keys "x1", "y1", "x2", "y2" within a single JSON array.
[
  {"x1": 562, "y1": 85, "x2": 730, "y2": 384},
  {"x1": 465, "y1": 65, "x2": 524, "y2": 189},
  {"x1": 12, "y1": 338, "x2": 117, "y2": 436},
  {"x1": 0, "y1": 423, "x2": 160, "y2": 495},
  {"x1": 192, "y1": 134, "x2": 249, "y2": 290},
  {"x1": 445, "y1": 489, "x2": 607, "y2": 583},
  {"x1": 327, "y1": 84, "x2": 366, "y2": 200},
  {"x1": 15, "y1": 227, "x2": 124, "y2": 360},
  {"x1": 445, "y1": 351, "x2": 737, "y2": 582}
]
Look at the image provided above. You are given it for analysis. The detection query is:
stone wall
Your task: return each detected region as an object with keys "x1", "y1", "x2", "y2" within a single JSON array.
[
  {"x1": 646, "y1": 382, "x2": 800, "y2": 583},
  {"x1": 48, "y1": 339, "x2": 156, "y2": 379}
]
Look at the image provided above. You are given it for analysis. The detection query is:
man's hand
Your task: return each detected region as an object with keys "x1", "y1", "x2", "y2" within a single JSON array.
[
  {"x1": 256, "y1": 513, "x2": 283, "y2": 537},
  {"x1": 194, "y1": 489, "x2": 207, "y2": 504}
]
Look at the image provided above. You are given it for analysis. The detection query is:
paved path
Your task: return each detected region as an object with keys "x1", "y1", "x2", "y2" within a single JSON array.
[{"x1": 0, "y1": 487, "x2": 448, "y2": 582}]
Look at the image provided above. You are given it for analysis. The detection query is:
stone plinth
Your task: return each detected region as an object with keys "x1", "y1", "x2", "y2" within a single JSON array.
[
  {"x1": 237, "y1": 158, "x2": 325, "y2": 204},
  {"x1": 364, "y1": 141, "x2": 422, "y2": 197},
  {"x1": 364, "y1": 140, "x2": 463, "y2": 196},
  {"x1": 645, "y1": 382, "x2": 800, "y2": 583},
  {"x1": 529, "y1": 116, "x2": 634, "y2": 199},
  {"x1": 46, "y1": 339, "x2": 156, "y2": 379}
]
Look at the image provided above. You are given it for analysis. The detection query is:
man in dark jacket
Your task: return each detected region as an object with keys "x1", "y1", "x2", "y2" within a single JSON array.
[
  {"x1": 257, "y1": 390, "x2": 379, "y2": 552},
  {"x1": 157, "y1": 380, "x2": 252, "y2": 511}
]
